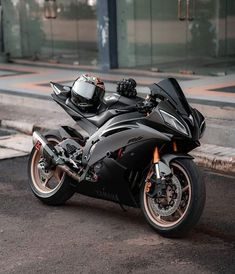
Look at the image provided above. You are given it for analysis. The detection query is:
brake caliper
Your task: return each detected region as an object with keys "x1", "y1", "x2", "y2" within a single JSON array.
[{"x1": 145, "y1": 173, "x2": 167, "y2": 198}]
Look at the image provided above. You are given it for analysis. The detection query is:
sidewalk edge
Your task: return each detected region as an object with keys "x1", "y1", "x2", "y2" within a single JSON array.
[{"x1": 191, "y1": 151, "x2": 235, "y2": 174}]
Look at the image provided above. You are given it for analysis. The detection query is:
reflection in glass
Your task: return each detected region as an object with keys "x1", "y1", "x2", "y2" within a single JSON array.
[
  {"x1": 3, "y1": 0, "x2": 98, "y2": 66},
  {"x1": 44, "y1": 0, "x2": 57, "y2": 19},
  {"x1": 117, "y1": 0, "x2": 235, "y2": 74}
]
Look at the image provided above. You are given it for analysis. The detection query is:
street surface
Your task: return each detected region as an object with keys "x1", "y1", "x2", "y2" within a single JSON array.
[{"x1": 0, "y1": 156, "x2": 234, "y2": 274}]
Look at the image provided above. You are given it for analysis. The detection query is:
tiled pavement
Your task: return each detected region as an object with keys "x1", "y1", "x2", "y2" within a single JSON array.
[
  {"x1": 0, "y1": 133, "x2": 32, "y2": 160},
  {"x1": 0, "y1": 62, "x2": 235, "y2": 106}
]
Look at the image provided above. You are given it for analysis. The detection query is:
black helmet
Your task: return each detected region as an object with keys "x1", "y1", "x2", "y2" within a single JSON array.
[{"x1": 71, "y1": 74, "x2": 105, "y2": 111}]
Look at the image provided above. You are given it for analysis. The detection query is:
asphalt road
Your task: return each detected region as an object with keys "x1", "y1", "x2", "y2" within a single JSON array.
[{"x1": 0, "y1": 156, "x2": 234, "y2": 274}]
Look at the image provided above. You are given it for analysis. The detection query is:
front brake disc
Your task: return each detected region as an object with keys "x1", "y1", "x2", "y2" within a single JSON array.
[{"x1": 149, "y1": 175, "x2": 182, "y2": 217}]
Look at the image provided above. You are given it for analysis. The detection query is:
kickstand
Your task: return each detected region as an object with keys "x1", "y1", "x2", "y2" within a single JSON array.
[{"x1": 119, "y1": 202, "x2": 127, "y2": 212}]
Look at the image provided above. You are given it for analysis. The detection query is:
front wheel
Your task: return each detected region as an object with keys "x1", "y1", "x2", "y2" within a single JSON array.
[{"x1": 140, "y1": 158, "x2": 206, "y2": 237}]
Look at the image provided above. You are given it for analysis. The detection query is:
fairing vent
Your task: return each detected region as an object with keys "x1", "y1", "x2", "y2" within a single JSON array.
[{"x1": 101, "y1": 127, "x2": 131, "y2": 138}]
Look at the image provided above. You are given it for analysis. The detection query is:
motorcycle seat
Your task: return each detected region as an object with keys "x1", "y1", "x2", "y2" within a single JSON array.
[
  {"x1": 65, "y1": 97, "x2": 142, "y2": 129},
  {"x1": 86, "y1": 95, "x2": 144, "y2": 127},
  {"x1": 64, "y1": 97, "x2": 116, "y2": 128}
]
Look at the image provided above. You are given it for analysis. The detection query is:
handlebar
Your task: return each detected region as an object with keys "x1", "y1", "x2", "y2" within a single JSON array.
[{"x1": 115, "y1": 99, "x2": 155, "y2": 114}]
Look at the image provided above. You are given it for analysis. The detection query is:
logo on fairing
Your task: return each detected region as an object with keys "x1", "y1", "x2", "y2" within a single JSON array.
[{"x1": 127, "y1": 136, "x2": 143, "y2": 144}]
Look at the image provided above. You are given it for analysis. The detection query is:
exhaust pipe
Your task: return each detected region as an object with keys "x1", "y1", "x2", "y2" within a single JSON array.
[
  {"x1": 33, "y1": 131, "x2": 63, "y2": 164},
  {"x1": 59, "y1": 165, "x2": 81, "y2": 181},
  {"x1": 33, "y1": 131, "x2": 48, "y2": 147},
  {"x1": 32, "y1": 131, "x2": 81, "y2": 182}
]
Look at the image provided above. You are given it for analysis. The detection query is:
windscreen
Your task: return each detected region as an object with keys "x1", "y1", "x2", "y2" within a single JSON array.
[
  {"x1": 72, "y1": 80, "x2": 96, "y2": 99},
  {"x1": 150, "y1": 78, "x2": 191, "y2": 116}
]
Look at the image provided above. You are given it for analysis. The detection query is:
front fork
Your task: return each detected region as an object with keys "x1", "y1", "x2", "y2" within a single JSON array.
[
  {"x1": 146, "y1": 143, "x2": 177, "y2": 198},
  {"x1": 153, "y1": 147, "x2": 161, "y2": 179}
]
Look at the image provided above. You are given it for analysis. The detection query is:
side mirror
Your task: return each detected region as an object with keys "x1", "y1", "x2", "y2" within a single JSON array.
[{"x1": 44, "y1": 0, "x2": 57, "y2": 19}]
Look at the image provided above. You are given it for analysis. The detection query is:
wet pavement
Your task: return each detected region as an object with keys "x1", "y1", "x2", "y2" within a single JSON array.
[{"x1": 0, "y1": 156, "x2": 234, "y2": 274}]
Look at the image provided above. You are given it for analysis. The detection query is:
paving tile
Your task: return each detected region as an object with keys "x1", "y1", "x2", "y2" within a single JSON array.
[
  {"x1": 0, "y1": 134, "x2": 32, "y2": 153},
  {"x1": 0, "y1": 148, "x2": 28, "y2": 160},
  {"x1": 0, "y1": 63, "x2": 234, "y2": 104}
]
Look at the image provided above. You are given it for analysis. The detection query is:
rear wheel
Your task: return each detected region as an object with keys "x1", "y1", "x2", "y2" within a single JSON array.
[
  {"x1": 28, "y1": 130, "x2": 76, "y2": 206},
  {"x1": 140, "y1": 158, "x2": 206, "y2": 237}
]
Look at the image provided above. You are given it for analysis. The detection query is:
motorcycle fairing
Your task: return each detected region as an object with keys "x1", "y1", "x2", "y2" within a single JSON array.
[
  {"x1": 146, "y1": 92, "x2": 205, "y2": 141},
  {"x1": 75, "y1": 157, "x2": 138, "y2": 207},
  {"x1": 191, "y1": 108, "x2": 206, "y2": 139},
  {"x1": 50, "y1": 82, "x2": 71, "y2": 98},
  {"x1": 83, "y1": 122, "x2": 171, "y2": 166},
  {"x1": 145, "y1": 100, "x2": 192, "y2": 138},
  {"x1": 150, "y1": 78, "x2": 191, "y2": 116},
  {"x1": 117, "y1": 139, "x2": 163, "y2": 170}
]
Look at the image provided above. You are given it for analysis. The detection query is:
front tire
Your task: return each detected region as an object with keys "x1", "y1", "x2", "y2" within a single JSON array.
[
  {"x1": 28, "y1": 130, "x2": 76, "y2": 206},
  {"x1": 140, "y1": 158, "x2": 206, "y2": 237}
]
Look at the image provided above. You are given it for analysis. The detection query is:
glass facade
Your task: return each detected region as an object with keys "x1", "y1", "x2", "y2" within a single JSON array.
[
  {"x1": 2, "y1": 0, "x2": 98, "y2": 66},
  {"x1": 117, "y1": 0, "x2": 235, "y2": 74},
  {"x1": 1, "y1": 0, "x2": 235, "y2": 74}
]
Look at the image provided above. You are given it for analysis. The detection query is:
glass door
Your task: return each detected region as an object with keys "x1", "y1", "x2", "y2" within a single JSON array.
[
  {"x1": 150, "y1": 0, "x2": 229, "y2": 74},
  {"x1": 116, "y1": 0, "x2": 152, "y2": 68},
  {"x1": 18, "y1": 0, "x2": 98, "y2": 66},
  {"x1": 116, "y1": 0, "x2": 235, "y2": 74},
  {"x1": 223, "y1": 0, "x2": 235, "y2": 74},
  {"x1": 117, "y1": 0, "x2": 187, "y2": 70},
  {"x1": 150, "y1": 0, "x2": 188, "y2": 72},
  {"x1": 185, "y1": 0, "x2": 226, "y2": 75},
  {"x1": 39, "y1": 0, "x2": 98, "y2": 65}
]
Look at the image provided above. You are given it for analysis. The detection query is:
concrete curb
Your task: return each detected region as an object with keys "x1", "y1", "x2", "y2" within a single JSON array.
[
  {"x1": 1, "y1": 119, "x2": 234, "y2": 174},
  {"x1": 191, "y1": 144, "x2": 235, "y2": 174},
  {"x1": 1, "y1": 120, "x2": 34, "y2": 135},
  {"x1": 0, "y1": 119, "x2": 49, "y2": 135},
  {"x1": 0, "y1": 133, "x2": 32, "y2": 160},
  {"x1": 193, "y1": 153, "x2": 235, "y2": 174},
  {"x1": 0, "y1": 147, "x2": 28, "y2": 160}
]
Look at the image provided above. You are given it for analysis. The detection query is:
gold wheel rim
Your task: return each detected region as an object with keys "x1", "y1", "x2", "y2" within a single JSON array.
[
  {"x1": 30, "y1": 138, "x2": 65, "y2": 194},
  {"x1": 143, "y1": 162, "x2": 192, "y2": 228}
]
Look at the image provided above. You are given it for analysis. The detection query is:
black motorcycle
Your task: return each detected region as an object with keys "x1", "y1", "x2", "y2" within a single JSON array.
[{"x1": 28, "y1": 77, "x2": 206, "y2": 237}]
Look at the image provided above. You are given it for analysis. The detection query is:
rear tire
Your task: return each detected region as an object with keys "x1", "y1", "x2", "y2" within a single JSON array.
[
  {"x1": 140, "y1": 158, "x2": 206, "y2": 238},
  {"x1": 28, "y1": 130, "x2": 76, "y2": 206}
]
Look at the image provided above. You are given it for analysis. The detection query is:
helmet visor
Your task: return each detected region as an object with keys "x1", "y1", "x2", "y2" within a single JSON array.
[{"x1": 72, "y1": 80, "x2": 96, "y2": 100}]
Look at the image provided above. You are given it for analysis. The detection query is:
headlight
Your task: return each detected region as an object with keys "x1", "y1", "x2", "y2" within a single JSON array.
[{"x1": 160, "y1": 110, "x2": 188, "y2": 135}]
